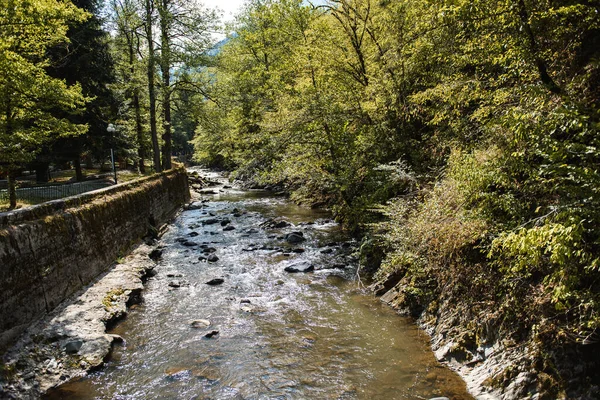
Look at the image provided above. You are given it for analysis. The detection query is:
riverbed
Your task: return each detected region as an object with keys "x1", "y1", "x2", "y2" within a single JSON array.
[{"x1": 45, "y1": 170, "x2": 472, "y2": 400}]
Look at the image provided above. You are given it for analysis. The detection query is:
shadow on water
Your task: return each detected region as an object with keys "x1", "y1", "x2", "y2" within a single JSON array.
[{"x1": 45, "y1": 170, "x2": 473, "y2": 400}]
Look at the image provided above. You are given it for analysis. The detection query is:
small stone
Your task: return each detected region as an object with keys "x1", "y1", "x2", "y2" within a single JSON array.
[
  {"x1": 190, "y1": 319, "x2": 211, "y2": 328},
  {"x1": 223, "y1": 225, "x2": 235, "y2": 231},
  {"x1": 168, "y1": 280, "x2": 181, "y2": 288},
  {"x1": 285, "y1": 232, "x2": 305, "y2": 244},
  {"x1": 205, "y1": 278, "x2": 224, "y2": 285},
  {"x1": 233, "y1": 212, "x2": 243, "y2": 217},
  {"x1": 149, "y1": 248, "x2": 163, "y2": 260},
  {"x1": 284, "y1": 262, "x2": 314, "y2": 273},
  {"x1": 202, "y1": 218, "x2": 219, "y2": 225},
  {"x1": 64, "y1": 340, "x2": 83, "y2": 354},
  {"x1": 204, "y1": 330, "x2": 219, "y2": 338},
  {"x1": 181, "y1": 241, "x2": 197, "y2": 247},
  {"x1": 240, "y1": 299, "x2": 251, "y2": 304},
  {"x1": 207, "y1": 254, "x2": 219, "y2": 262},
  {"x1": 220, "y1": 219, "x2": 231, "y2": 226},
  {"x1": 291, "y1": 248, "x2": 305, "y2": 253},
  {"x1": 202, "y1": 247, "x2": 217, "y2": 254},
  {"x1": 188, "y1": 231, "x2": 199, "y2": 237}
]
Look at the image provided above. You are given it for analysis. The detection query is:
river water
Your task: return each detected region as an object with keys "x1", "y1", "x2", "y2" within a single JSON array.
[{"x1": 45, "y1": 170, "x2": 472, "y2": 400}]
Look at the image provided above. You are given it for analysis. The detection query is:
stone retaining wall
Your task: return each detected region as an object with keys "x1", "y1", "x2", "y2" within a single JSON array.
[{"x1": 0, "y1": 167, "x2": 190, "y2": 350}]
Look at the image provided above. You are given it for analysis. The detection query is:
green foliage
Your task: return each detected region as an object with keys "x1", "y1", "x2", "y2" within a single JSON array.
[
  {"x1": 196, "y1": 1, "x2": 600, "y2": 381},
  {"x1": 0, "y1": 0, "x2": 89, "y2": 167}
]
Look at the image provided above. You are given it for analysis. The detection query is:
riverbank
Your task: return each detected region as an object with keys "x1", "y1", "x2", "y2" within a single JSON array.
[{"x1": 0, "y1": 244, "x2": 158, "y2": 399}]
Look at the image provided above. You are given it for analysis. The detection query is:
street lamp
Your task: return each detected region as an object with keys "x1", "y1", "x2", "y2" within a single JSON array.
[{"x1": 107, "y1": 124, "x2": 118, "y2": 185}]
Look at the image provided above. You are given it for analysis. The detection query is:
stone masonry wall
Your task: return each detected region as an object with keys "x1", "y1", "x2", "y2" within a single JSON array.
[{"x1": 0, "y1": 167, "x2": 190, "y2": 350}]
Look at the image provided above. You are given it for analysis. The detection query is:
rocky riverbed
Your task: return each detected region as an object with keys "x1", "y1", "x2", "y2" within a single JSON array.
[{"x1": 1, "y1": 169, "x2": 474, "y2": 400}]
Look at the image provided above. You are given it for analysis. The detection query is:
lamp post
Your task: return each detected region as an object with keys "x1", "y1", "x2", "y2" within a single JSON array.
[{"x1": 107, "y1": 124, "x2": 117, "y2": 185}]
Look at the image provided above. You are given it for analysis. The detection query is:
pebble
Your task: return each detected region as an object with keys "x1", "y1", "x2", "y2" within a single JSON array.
[
  {"x1": 284, "y1": 262, "x2": 314, "y2": 273},
  {"x1": 285, "y1": 232, "x2": 305, "y2": 244},
  {"x1": 190, "y1": 319, "x2": 211, "y2": 328},
  {"x1": 205, "y1": 278, "x2": 224, "y2": 285},
  {"x1": 204, "y1": 330, "x2": 219, "y2": 338},
  {"x1": 64, "y1": 340, "x2": 83, "y2": 354},
  {"x1": 207, "y1": 254, "x2": 219, "y2": 262},
  {"x1": 168, "y1": 281, "x2": 181, "y2": 288},
  {"x1": 149, "y1": 249, "x2": 163, "y2": 260},
  {"x1": 223, "y1": 225, "x2": 235, "y2": 231}
]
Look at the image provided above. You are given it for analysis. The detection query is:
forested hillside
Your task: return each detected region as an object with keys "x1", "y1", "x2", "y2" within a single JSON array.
[{"x1": 193, "y1": 0, "x2": 600, "y2": 397}]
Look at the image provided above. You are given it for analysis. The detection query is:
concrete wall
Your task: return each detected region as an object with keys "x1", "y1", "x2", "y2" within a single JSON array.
[{"x1": 0, "y1": 167, "x2": 190, "y2": 350}]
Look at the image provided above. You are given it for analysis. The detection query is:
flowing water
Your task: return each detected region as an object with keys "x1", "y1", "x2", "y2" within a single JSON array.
[{"x1": 45, "y1": 170, "x2": 472, "y2": 400}]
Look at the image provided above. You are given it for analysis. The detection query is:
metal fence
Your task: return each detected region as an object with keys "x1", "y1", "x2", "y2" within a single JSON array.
[{"x1": 0, "y1": 180, "x2": 113, "y2": 203}]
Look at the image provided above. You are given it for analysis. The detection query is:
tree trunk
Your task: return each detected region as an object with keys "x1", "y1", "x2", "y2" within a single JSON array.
[
  {"x1": 146, "y1": 0, "x2": 162, "y2": 173},
  {"x1": 516, "y1": 0, "x2": 561, "y2": 94},
  {"x1": 129, "y1": 32, "x2": 145, "y2": 174},
  {"x1": 74, "y1": 157, "x2": 83, "y2": 181},
  {"x1": 159, "y1": 0, "x2": 172, "y2": 170},
  {"x1": 135, "y1": 91, "x2": 145, "y2": 174},
  {"x1": 35, "y1": 163, "x2": 50, "y2": 183},
  {"x1": 7, "y1": 170, "x2": 17, "y2": 210}
]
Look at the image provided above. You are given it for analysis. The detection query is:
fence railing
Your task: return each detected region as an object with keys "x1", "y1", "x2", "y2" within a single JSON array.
[{"x1": 0, "y1": 180, "x2": 113, "y2": 203}]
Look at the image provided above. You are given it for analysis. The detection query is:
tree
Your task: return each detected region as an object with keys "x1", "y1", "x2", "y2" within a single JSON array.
[
  {"x1": 144, "y1": 0, "x2": 161, "y2": 172},
  {"x1": 44, "y1": 0, "x2": 118, "y2": 181},
  {"x1": 112, "y1": 0, "x2": 149, "y2": 173},
  {"x1": 156, "y1": 0, "x2": 217, "y2": 170},
  {"x1": 0, "y1": 0, "x2": 88, "y2": 208}
]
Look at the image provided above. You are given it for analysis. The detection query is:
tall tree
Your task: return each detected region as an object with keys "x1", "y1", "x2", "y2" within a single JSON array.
[
  {"x1": 156, "y1": 0, "x2": 217, "y2": 170},
  {"x1": 112, "y1": 0, "x2": 148, "y2": 173},
  {"x1": 46, "y1": 0, "x2": 118, "y2": 181},
  {"x1": 0, "y1": 0, "x2": 88, "y2": 208},
  {"x1": 144, "y1": 0, "x2": 161, "y2": 172}
]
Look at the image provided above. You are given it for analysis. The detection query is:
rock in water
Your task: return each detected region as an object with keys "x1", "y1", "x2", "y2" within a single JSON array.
[
  {"x1": 205, "y1": 278, "x2": 224, "y2": 285},
  {"x1": 284, "y1": 262, "x2": 314, "y2": 273},
  {"x1": 204, "y1": 330, "x2": 219, "y2": 338},
  {"x1": 190, "y1": 319, "x2": 211, "y2": 328},
  {"x1": 285, "y1": 232, "x2": 305, "y2": 244},
  {"x1": 149, "y1": 248, "x2": 163, "y2": 260},
  {"x1": 220, "y1": 219, "x2": 231, "y2": 226},
  {"x1": 168, "y1": 280, "x2": 181, "y2": 288},
  {"x1": 223, "y1": 225, "x2": 235, "y2": 231},
  {"x1": 207, "y1": 254, "x2": 219, "y2": 263}
]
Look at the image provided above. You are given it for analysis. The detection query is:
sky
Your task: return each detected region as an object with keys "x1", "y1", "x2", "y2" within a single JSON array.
[{"x1": 202, "y1": 0, "x2": 246, "y2": 23}]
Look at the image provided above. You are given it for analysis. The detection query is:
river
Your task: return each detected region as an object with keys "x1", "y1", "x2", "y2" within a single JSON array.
[{"x1": 45, "y1": 170, "x2": 472, "y2": 400}]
